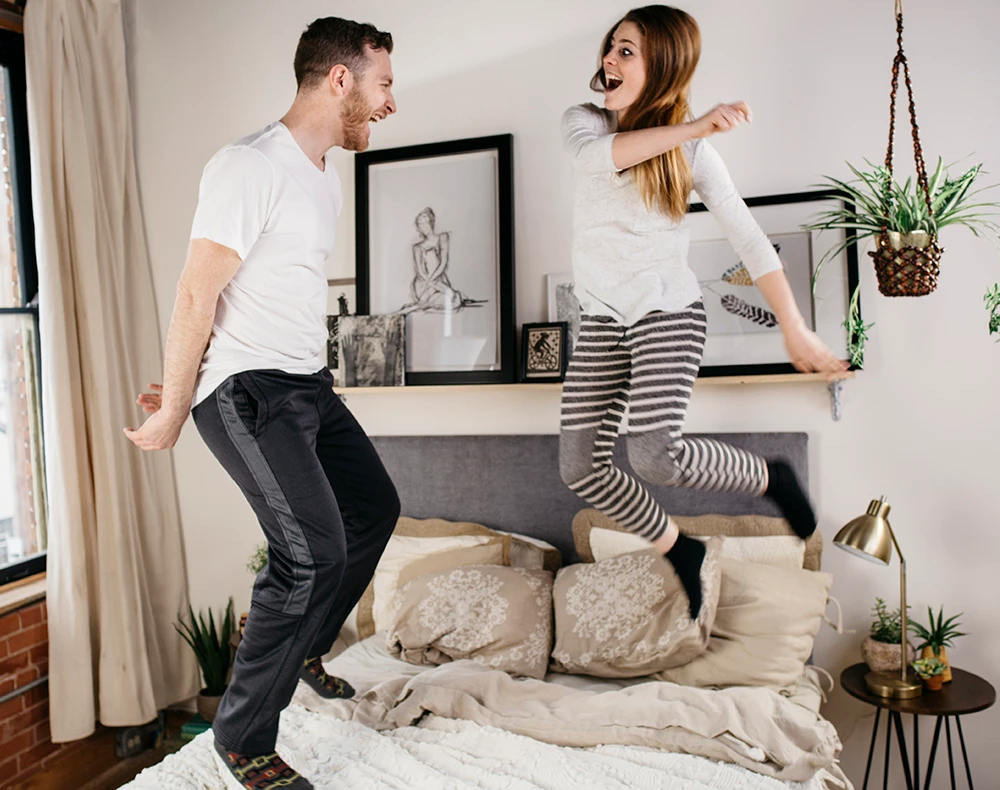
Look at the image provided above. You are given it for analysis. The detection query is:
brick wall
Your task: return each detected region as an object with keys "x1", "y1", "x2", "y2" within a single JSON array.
[{"x1": 0, "y1": 600, "x2": 84, "y2": 788}]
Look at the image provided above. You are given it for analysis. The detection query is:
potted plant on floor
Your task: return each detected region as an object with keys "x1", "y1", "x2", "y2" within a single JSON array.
[
  {"x1": 232, "y1": 543, "x2": 270, "y2": 652},
  {"x1": 861, "y1": 598, "x2": 915, "y2": 673},
  {"x1": 912, "y1": 656, "x2": 948, "y2": 691},
  {"x1": 175, "y1": 597, "x2": 234, "y2": 722},
  {"x1": 909, "y1": 606, "x2": 965, "y2": 683},
  {"x1": 247, "y1": 542, "x2": 269, "y2": 577}
]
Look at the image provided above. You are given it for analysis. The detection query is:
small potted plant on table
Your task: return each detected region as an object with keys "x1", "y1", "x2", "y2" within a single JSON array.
[
  {"x1": 862, "y1": 598, "x2": 915, "y2": 673},
  {"x1": 912, "y1": 656, "x2": 948, "y2": 691},
  {"x1": 909, "y1": 606, "x2": 965, "y2": 683}
]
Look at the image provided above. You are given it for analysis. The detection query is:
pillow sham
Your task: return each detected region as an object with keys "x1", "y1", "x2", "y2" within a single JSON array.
[
  {"x1": 655, "y1": 557, "x2": 834, "y2": 690},
  {"x1": 589, "y1": 527, "x2": 807, "y2": 569},
  {"x1": 572, "y1": 508, "x2": 821, "y2": 570},
  {"x1": 550, "y1": 539, "x2": 723, "y2": 678},
  {"x1": 386, "y1": 565, "x2": 553, "y2": 679},
  {"x1": 359, "y1": 534, "x2": 511, "y2": 638}
]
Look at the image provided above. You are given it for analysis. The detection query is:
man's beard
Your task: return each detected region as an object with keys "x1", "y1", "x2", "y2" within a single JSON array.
[{"x1": 341, "y1": 88, "x2": 371, "y2": 152}]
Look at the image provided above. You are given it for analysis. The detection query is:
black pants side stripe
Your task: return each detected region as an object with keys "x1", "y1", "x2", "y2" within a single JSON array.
[{"x1": 217, "y1": 377, "x2": 314, "y2": 616}]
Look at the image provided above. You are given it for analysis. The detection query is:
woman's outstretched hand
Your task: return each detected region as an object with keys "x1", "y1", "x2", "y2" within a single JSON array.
[
  {"x1": 782, "y1": 322, "x2": 850, "y2": 379},
  {"x1": 691, "y1": 101, "x2": 752, "y2": 138}
]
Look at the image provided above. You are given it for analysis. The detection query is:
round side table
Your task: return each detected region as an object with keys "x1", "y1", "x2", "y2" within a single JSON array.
[{"x1": 841, "y1": 663, "x2": 995, "y2": 790}]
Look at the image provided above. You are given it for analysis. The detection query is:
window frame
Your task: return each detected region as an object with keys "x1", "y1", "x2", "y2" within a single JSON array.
[{"x1": 0, "y1": 25, "x2": 44, "y2": 588}]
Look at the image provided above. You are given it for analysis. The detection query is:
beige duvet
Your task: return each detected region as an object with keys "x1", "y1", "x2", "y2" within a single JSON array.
[{"x1": 308, "y1": 653, "x2": 848, "y2": 788}]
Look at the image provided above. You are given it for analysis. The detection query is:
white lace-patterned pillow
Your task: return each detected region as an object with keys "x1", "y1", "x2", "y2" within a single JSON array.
[
  {"x1": 386, "y1": 566, "x2": 553, "y2": 679},
  {"x1": 550, "y1": 539, "x2": 723, "y2": 678}
]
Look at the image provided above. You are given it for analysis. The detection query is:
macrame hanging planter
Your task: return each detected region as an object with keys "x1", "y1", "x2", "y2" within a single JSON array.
[{"x1": 868, "y1": 0, "x2": 943, "y2": 297}]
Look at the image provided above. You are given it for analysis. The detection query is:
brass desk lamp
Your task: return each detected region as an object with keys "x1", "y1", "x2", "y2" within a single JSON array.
[{"x1": 834, "y1": 496, "x2": 922, "y2": 699}]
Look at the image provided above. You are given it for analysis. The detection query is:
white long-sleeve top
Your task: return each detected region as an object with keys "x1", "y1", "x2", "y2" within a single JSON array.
[{"x1": 561, "y1": 103, "x2": 782, "y2": 325}]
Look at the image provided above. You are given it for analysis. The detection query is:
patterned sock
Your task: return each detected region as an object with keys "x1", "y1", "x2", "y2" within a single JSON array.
[
  {"x1": 663, "y1": 533, "x2": 706, "y2": 620},
  {"x1": 764, "y1": 459, "x2": 817, "y2": 539},
  {"x1": 213, "y1": 739, "x2": 313, "y2": 789},
  {"x1": 300, "y1": 657, "x2": 355, "y2": 700}
]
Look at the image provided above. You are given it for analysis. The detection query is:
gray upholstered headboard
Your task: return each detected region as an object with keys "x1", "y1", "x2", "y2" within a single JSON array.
[{"x1": 370, "y1": 433, "x2": 807, "y2": 561}]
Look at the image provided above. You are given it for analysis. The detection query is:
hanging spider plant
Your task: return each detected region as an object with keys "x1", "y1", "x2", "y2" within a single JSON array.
[
  {"x1": 843, "y1": 285, "x2": 874, "y2": 368},
  {"x1": 985, "y1": 284, "x2": 1000, "y2": 340},
  {"x1": 805, "y1": 157, "x2": 1000, "y2": 291}
]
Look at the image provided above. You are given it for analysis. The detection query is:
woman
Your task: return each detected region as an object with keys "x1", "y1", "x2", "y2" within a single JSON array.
[{"x1": 559, "y1": 6, "x2": 846, "y2": 620}]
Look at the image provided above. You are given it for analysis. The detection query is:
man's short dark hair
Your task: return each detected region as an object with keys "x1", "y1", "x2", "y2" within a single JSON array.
[{"x1": 294, "y1": 18, "x2": 393, "y2": 92}]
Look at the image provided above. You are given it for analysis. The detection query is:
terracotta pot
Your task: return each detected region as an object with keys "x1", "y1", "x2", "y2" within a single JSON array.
[
  {"x1": 924, "y1": 675, "x2": 944, "y2": 692},
  {"x1": 197, "y1": 689, "x2": 225, "y2": 722},
  {"x1": 920, "y1": 645, "x2": 953, "y2": 683},
  {"x1": 861, "y1": 636, "x2": 915, "y2": 673}
]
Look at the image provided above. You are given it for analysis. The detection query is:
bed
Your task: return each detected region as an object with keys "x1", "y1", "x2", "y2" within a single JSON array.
[{"x1": 123, "y1": 433, "x2": 850, "y2": 790}]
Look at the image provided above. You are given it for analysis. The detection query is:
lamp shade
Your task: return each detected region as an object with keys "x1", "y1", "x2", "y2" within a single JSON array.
[{"x1": 833, "y1": 497, "x2": 893, "y2": 565}]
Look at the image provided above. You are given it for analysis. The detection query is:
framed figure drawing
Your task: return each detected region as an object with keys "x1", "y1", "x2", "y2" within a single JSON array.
[
  {"x1": 355, "y1": 134, "x2": 515, "y2": 385},
  {"x1": 686, "y1": 190, "x2": 861, "y2": 377}
]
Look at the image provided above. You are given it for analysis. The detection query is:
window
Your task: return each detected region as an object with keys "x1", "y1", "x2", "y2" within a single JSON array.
[{"x1": 0, "y1": 24, "x2": 45, "y2": 587}]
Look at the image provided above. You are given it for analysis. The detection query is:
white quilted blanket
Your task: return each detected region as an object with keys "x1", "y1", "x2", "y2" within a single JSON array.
[
  {"x1": 124, "y1": 702, "x2": 841, "y2": 790},
  {"x1": 122, "y1": 639, "x2": 850, "y2": 790}
]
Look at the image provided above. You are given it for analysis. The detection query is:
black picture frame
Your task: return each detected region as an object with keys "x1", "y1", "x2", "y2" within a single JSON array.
[
  {"x1": 686, "y1": 190, "x2": 862, "y2": 378},
  {"x1": 355, "y1": 134, "x2": 515, "y2": 386},
  {"x1": 520, "y1": 322, "x2": 569, "y2": 383}
]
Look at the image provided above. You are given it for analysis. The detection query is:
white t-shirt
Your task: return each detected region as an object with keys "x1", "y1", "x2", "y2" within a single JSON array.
[
  {"x1": 561, "y1": 103, "x2": 782, "y2": 325},
  {"x1": 189, "y1": 121, "x2": 343, "y2": 406}
]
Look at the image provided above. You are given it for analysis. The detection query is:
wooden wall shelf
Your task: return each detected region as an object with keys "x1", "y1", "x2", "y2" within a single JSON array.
[{"x1": 333, "y1": 371, "x2": 853, "y2": 396}]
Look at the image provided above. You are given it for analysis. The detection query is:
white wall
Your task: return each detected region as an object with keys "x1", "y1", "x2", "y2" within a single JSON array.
[{"x1": 128, "y1": 1, "x2": 1000, "y2": 786}]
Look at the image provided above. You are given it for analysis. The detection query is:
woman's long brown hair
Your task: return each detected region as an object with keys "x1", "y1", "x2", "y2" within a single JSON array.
[{"x1": 591, "y1": 6, "x2": 701, "y2": 221}]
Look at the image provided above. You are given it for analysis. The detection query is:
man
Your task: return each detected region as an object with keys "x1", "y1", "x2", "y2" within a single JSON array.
[{"x1": 126, "y1": 18, "x2": 398, "y2": 789}]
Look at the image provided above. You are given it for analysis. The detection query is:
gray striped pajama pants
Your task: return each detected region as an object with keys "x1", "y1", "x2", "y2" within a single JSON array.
[{"x1": 559, "y1": 302, "x2": 767, "y2": 543}]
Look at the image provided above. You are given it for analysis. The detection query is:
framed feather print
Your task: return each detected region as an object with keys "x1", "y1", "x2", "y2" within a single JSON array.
[{"x1": 686, "y1": 190, "x2": 861, "y2": 377}]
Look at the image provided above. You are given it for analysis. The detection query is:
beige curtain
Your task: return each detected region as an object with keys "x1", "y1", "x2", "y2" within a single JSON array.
[{"x1": 24, "y1": 0, "x2": 199, "y2": 741}]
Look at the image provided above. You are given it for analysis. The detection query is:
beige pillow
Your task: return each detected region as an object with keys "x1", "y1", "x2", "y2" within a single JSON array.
[
  {"x1": 501, "y1": 532, "x2": 563, "y2": 572},
  {"x1": 655, "y1": 557, "x2": 833, "y2": 690},
  {"x1": 572, "y1": 509, "x2": 822, "y2": 571},
  {"x1": 358, "y1": 534, "x2": 511, "y2": 638},
  {"x1": 550, "y1": 539, "x2": 723, "y2": 678},
  {"x1": 386, "y1": 566, "x2": 554, "y2": 679},
  {"x1": 589, "y1": 527, "x2": 806, "y2": 569},
  {"x1": 395, "y1": 517, "x2": 562, "y2": 573}
]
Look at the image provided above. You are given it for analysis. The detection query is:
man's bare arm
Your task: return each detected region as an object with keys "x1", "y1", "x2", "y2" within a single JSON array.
[{"x1": 124, "y1": 239, "x2": 242, "y2": 450}]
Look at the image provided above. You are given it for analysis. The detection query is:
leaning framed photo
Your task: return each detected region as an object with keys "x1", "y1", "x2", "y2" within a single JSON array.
[
  {"x1": 520, "y1": 322, "x2": 569, "y2": 383},
  {"x1": 686, "y1": 190, "x2": 862, "y2": 377},
  {"x1": 355, "y1": 134, "x2": 516, "y2": 386},
  {"x1": 337, "y1": 315, "x2": 405, "y2": 388},
  {"x1": 546, "y1": 273, "x2": 581, "y2": 356}
]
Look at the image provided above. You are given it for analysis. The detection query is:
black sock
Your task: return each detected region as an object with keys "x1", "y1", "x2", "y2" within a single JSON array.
[
  {"x1": 764, "y1": 459, "x2": 816, "y2": 539},
  {"x1": 663, "y1": 532, "x2": 706, "y2": 620}
]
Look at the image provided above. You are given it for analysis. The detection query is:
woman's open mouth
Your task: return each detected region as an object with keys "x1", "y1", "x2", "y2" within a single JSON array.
[{"x1": 605, "y1": 72, "x2": 623, "y2": 92}]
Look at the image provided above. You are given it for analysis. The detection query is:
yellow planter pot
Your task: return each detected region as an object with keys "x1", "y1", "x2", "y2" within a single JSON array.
[{"x1": 920, "y1": 645, "x2": 953, "y2": 683}]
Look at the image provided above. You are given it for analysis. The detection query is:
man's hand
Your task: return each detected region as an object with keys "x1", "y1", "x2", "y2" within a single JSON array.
[
  {"x1": 136, "y1": 383, "x2": 163, "y2": 413},
  {"x1": 125, "y1": 384, "x2": 188, "y2": 451}
]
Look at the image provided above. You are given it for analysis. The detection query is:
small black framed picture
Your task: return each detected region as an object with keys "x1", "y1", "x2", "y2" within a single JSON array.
[{"x1": 520, "y1": 322, "x2": 569, "y2": 383}]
